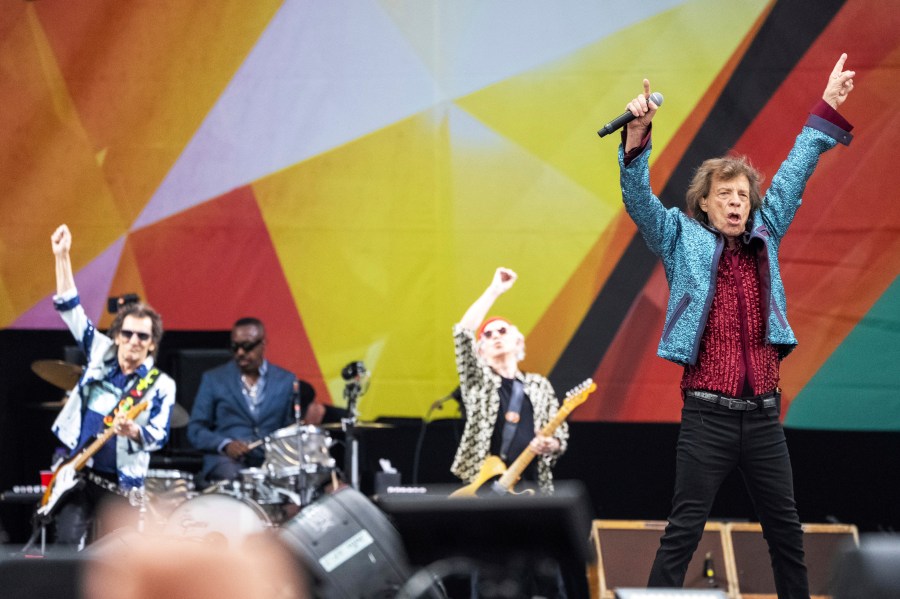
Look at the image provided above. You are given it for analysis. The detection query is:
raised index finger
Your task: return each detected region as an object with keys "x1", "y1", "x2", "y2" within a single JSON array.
[
  {"x1": 643, "y1": 78, "x2": 651, "y2": 97},
  {"x1": 831, "y1": 53, "x2": 848, "y2": 78}
]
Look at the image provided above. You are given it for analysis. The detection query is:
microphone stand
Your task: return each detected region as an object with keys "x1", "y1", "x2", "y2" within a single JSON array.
[
  {"x1": 343, "y1": 381, "x2": 361, "y2": 490},
  {"x1": 290, "y1": 380, "x2": 309, "y2": 504},
  {"x1": 412, "y1": 390, "x2": 458, "y2": 485}
]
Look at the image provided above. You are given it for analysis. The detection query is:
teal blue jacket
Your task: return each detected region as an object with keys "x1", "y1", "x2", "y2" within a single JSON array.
[{"x1": 619, "y1": 115, "x2": 850, "y2": 365}]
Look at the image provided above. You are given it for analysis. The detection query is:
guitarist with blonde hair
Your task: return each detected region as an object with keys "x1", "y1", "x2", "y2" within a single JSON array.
[
  {"x1": 44, "y1": 224, "x2": 177, "y2": 548},
  {"x1": 450, "y1": 267, "x2": 567, "y2": 495}
]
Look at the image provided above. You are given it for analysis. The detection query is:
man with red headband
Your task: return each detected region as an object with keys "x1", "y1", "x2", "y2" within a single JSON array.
[{"x1": 450, "y1": 267, "x2": 567, "y2": 494}]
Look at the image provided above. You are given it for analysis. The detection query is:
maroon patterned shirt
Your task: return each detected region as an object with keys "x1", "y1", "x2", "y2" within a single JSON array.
[{"x1": 681, "y1": 242, "x2": 780, "y2": 397}]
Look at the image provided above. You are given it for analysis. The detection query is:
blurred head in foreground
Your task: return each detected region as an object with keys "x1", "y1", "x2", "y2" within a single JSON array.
[{"x1": 84, "y1": 505, "x2": 307, "y2": 599}]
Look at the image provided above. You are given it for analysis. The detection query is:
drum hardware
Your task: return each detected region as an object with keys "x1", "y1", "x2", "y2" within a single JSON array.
[
  {"x1": 319, "y1": 421, "x2": 393, "y2": 430},
  {"x1": 128, "y1": 486, "x2": 149, "y2": 532},
  {"x1": 340, "y1": 360, "x2": 372, "y2": 491}
]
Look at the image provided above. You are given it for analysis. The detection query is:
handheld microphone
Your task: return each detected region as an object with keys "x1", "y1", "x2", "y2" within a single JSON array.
[{"x1": 597, "y1": 92, "x2": 664, "y2": 137}]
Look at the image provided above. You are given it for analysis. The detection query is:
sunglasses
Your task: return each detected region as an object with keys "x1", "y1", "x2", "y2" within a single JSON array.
[
  {"x1": 482, "y1": 326, "x2": 508, "y2": 340},
  {"x1": 231, "y1": 338, "x2": 263, "y2": 353},
  {"x1": 119, "y1": 329, "x2": 151, "y2": 342}
]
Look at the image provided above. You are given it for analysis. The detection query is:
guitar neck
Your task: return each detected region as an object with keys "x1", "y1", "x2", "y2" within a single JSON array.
[
  {"x1": 72, "y1": 400, "x2": 149, "y2": 472},
  {"x1": 497, "y1": 402, "x2": 575, "y2": 489}
]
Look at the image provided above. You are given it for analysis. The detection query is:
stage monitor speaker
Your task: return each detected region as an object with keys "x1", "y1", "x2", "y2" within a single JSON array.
[
  {"x1": 589, "y1": 520, "x2": 734, "y2": 599},
  {"x1": 279, "y1": 486, "x2": 413, "y2": 599},
  {"x1": 0, "y1": 554, "x2": 86, "y2": 599},
  {"x1": 830, "y1": 534, "x2": 900, "y2": 599},
  {"x1": 727, "y1": 522, "x2": 858, "y2": 598},
  {"x1": 376, "y1": 480, "x2": 594, "y2": 568}
]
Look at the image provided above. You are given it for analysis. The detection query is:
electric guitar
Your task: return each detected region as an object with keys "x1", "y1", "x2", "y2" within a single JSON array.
[
  {"x1": 36, "y1": 398, "x2": 149, "y2": 522},
  {"x1": 450, "y1": 378, "x2": 596, "y2": 498}
]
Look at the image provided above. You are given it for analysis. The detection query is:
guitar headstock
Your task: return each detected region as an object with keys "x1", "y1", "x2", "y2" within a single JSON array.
[{"x1": 562, "y1": 378, "x2": 597, "y2": 409}]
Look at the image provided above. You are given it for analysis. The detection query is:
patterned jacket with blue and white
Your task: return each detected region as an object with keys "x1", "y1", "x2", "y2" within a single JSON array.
[{"x1": 51, "y1": 288, "x2": 177, "y2": 491}]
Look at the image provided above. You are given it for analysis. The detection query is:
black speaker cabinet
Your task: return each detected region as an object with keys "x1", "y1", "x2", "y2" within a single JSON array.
[
  {"x1": 279, "y1": 487, "x2": 412, "y2": 599},
  {"x1": 167, "y1": 348, "x2": 231, "y2": 450},
  {"x1": 0, "y1": 554, "x2": 86, "y2": 599},
  {"x1": 727, "y1": 522, "x2": 858, "y2": 599},
  {"x1": 590, "y1": 520, "x2": 735, "y2": 599}
]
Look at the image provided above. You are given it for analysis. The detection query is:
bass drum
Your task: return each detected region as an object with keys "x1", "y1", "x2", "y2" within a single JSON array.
[{"x1": 163, "y1": 493, "x2": 271, "y2": 547}]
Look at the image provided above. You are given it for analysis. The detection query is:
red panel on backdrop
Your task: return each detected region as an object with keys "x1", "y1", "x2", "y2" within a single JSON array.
[{"x1": 126, "y1": 186, "x2": 331, "y2": 403}]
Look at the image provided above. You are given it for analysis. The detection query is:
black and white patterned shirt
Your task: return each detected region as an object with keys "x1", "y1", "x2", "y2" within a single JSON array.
[{"x1": 450, "y1": 325, "x2": 568, "y2": 493}]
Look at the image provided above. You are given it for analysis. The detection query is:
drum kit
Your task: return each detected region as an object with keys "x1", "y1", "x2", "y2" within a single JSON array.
[
  {"x1": 147, "y1": 422, "x2": 347, "y2": 543},
  {"x1": 30, "y1": 358, "x2": 388, "y2": 545}
]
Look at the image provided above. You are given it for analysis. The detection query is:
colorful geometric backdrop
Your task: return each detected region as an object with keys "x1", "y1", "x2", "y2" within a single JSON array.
[{"x1": 2, "y1": 0, "x2": 898, "y2": 430}]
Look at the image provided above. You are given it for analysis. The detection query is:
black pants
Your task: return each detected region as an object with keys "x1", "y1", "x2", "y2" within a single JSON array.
[
  {"x1": 52, "y1": 472, "x2": 127, "y2": 549},
  {"x1": 648, "y1": 395, "x2": 809, "y2": 599}
]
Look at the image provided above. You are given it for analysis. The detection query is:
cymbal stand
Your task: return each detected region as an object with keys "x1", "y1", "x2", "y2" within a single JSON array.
[
  {"x1": 343, "y1": 381, "x2": 362, "y2": 490},
  {"x1": 130, "y1": 487, "x2": 148, "y2": 533}
]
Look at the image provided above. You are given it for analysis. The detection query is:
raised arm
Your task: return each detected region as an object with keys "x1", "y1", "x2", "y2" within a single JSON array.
[
  {"x1": 624, "y1": 78, "x2": 660, "y2": 152},
  {"x1": 459, "y1": 267, "x2": 517, "y2": 331},
  {"x1": 51, "y1": 224, "x2": 75, "y2": 296}
]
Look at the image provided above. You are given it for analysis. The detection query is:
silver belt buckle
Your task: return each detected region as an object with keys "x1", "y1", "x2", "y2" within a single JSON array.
[{"x1": 726, "y1": 398, "x2": 742, "y2": 410}]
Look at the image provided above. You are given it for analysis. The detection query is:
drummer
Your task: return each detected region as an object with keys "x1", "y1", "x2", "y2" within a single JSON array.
[{"x1": 187, "y1": 317, "x2": 317, "y2": 488}]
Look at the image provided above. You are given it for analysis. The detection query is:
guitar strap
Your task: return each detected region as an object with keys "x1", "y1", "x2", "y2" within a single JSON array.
[
  {"x1": 71, "y1": 367, "x2": 161, "y2": 456},
  {"x1": 101, "y1": 366, "x2": 161, "y2": 428},
  {"x1": 499, "y1": 379, "x2": 525, "y2": 461}
]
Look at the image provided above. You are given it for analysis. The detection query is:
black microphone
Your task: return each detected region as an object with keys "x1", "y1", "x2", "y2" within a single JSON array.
[
  {"x1": 430, "y1": 386, "x2": 462, "y2": 411},
  {"x1": 597, "y1": 92, "x2": 664, "y2": 137}
]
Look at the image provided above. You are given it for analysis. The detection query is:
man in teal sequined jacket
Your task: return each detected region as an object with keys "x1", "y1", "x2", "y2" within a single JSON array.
[
  {"x1": 620, "y1": 100, "x2": 853, "y2": 367},
  {"x1": 616, "y1": 53, "x2": 855, "y2": 599}
]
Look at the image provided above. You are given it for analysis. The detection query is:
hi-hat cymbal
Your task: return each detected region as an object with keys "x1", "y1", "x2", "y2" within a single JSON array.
[
  {"x1": 320, "y1": 421, "x2": 394, "y2": 430},
  {"x1": 170, "y1": 404, "x2": 190, "y2": 428},
  {"x1": 31, "y1": 360, "x2": 83, "y2": 390}
]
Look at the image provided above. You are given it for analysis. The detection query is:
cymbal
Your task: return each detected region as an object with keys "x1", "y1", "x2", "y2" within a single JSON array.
[
  {"x1": 32, "y1": 399, "x2": 68, "y2": 410},
  {"x1": 31, "y1": 360, "x2": 83, "y2": 390},
  {"x1": 170, "y1": 403, "x2": 190, "y2": 428},
  {"x1": 320, "y1": 421, "x2": 394, "y2": 430}
]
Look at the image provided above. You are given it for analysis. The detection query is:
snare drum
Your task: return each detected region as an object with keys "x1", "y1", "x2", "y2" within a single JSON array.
[
  {"x1": 263, "y1": 424, "x2": 335, "y2": 481},
  {"x1": 163, "y1": 494, "x2": 271, "y2": 547}
]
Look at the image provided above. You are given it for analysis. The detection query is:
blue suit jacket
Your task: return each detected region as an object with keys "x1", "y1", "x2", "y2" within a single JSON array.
[{"x1": 187, "y1": 360, "x2": 297, "y2": 481}]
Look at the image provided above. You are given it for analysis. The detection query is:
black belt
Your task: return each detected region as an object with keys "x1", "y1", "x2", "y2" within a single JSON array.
[
  {"x1": 686, "y1": 390, "x2": 778, "y2": 412},
  {"x1": 85, "y1": 470, "x2": 128, "y2": 497}
]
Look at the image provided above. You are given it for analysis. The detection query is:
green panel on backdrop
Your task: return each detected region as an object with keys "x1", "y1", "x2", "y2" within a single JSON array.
[{"x1": 786, "y1": 276, "x2": 900, "y2": 431}]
